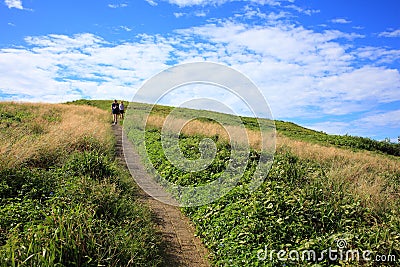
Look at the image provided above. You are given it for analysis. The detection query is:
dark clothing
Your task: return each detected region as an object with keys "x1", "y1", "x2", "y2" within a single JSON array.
[{"x1": 112, "y1": 103, "x2": 120, "y2": 114}]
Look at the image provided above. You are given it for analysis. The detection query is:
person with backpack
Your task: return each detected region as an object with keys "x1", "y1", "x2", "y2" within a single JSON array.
[
  {"x1": 111, "y1": 99, "x2": 120, "y2": 125},
  {"x1": 119, "y1": 101, "x2": 125, "y2": 120}
]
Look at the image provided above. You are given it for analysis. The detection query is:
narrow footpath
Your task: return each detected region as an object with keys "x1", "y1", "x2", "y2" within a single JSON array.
[{"x1": 112, "y1": 124, "x2": 211, "y2": 267}]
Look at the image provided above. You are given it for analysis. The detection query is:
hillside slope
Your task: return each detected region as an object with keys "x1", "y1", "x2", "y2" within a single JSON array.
[
  {"x1": 71, "y1": 99, "x2": 400, "y2": 266},
  {"x1": 0, "y1": 102, "x2": 163, "y2": 266}
]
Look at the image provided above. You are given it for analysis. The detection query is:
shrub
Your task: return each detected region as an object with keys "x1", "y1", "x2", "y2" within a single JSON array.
[{"x1": 62, "y1": 151, "x2": 118, "y2": 182}]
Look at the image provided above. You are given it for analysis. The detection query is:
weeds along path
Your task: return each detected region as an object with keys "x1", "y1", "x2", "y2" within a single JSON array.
[{"x1": 112, "y1": 124, "x2": 210, "y2": 267}]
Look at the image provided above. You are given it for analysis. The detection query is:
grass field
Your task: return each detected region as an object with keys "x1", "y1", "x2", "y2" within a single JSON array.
[
  {"x1": 0, "y1": 102, "x2": 162, "y2": 266},
  {"x1": 122, "y1": 101, "x2": 400, "y2": 266},
  {"x1": 4, "y1": 99, "x2": 398, "y2": 266}
]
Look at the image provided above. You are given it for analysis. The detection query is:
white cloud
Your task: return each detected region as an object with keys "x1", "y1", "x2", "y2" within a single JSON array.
[
  {"x1": 305, "y1": 121, "x2": 351, "y2": 136},
  {"x1": 166, "y1": 0, "x2": 226, "y2": 6},
  {"x1": 194, "y1": 10, "x2": 207, "y2": 17},
  {"x1": 330, "y1": 18, "x2": 351, "y2": 24},
  {"x1": 0, "y1": 33, "x2": 174, "y2": 102},
  {"x1": 354, "y1": 110, "x2": 400, "y2": 140},
  {"x1": 285, "y1": 4, "x2": 319, "y2": 15},
  {"x1": 164, "y1": 0, "x2": 282, "y2": 7},
  {"x1": 357, "y1": 110, "x2": 400, "y2": 128},
  {"x1": 174, "y1": 12, "x2": 185, "y2": 18},
  {"x1": 108, "y1": 3, "x2": 128, "y2": 8},
  {"x1": 25, "y1": 33, "x2": 107, "y2": 53},
  {"x1": 378, "y1": 29, "x2": 400, "y2": 38},
  {"x1": 238, "y1": 5, "x2": 288, "y2": 20},
  {"x1": 352, "y1": 26, "x2": 364, "y2": 30},
  {"x1": 4, "y1": 0, "x2": 23, "y2": 9},
  {"x1": 305, "y1": 110, "x2": 400, "y2": 138},
  {"x1": 317, "y1": 66, "x2": 400, "y2": 104},
  {"x1": 120, "y1": 25, "x2": 132, "y2": 32},
  {"x1": 145, "y1": 0, "x2": 158, "y2": 6},
  {"x1": 355, "y1": 46, "x2": 400, "y2": 64},
  {"x1": 176, "y1": 22, "x2": 359, "y2": 70},
  {"x1": 173, "y1": 21, "x2": 398, "y2": 119},
  {"x1": 173, "y1": 10, "x2": 207, "y2": 18}
]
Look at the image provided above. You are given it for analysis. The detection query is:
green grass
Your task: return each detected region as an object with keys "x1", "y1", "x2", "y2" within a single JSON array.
[
  {"x1": 0, "y1": 102, "x2": 163, "y2": 267},
  {"x1": 126, "y1": 126, "x2": 400, "y2": 266},
  {"x1": 65, "y1": 99, "x2": 130, "y2": 112},
  {"x1": 68, "y1": 99, "x2": 400, "y2": 266},
  {"x1": 119, "y1": 100, "x2": 399, "y2": 266}
]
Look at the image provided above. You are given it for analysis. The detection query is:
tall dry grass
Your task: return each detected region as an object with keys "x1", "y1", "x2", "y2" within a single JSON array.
[
  {"x1": 278, "y1": 135, "x2": 400, "y2": 210},
  {"x1": 145, "y1": 114, "x2": 399, "y2": 210},
  {"x1": 0, "y1": 102, "x2": 112, "y2": 170},
  {"x1": 146, "y1": 115, "x2": 274, "y2": 150}
]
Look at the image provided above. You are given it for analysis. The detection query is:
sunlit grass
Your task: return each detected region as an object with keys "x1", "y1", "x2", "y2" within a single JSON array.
[
  {"x1": 144, "y1": 112, "x2": 400, "y2": 212},
  {"x1": 0, "y1": 102, "x2": 163, "y2": 266},
  {"x1": 0, "y1": 102, "x2": 113, "y2": 170}
]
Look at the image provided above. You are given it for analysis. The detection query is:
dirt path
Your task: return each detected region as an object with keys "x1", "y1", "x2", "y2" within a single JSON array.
[{"x1": 112, "y1": 124, "x2": 211, "y2": 267}]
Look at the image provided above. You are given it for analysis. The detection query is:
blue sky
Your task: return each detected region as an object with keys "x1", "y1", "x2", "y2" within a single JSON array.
[{"x1": 0, "y1": 0, "x2": 399, "y2": 141}]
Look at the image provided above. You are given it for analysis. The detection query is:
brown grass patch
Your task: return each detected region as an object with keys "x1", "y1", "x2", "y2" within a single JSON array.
[
  {"x1": 146, "y1": 115, "x2": 274, "y2": 150},
  {"x1": 278, "y1": 135, "x2": 400, "y2": 210},
  {"x1": 0, "y1": 102, "x2": 112, "y2": 169}
]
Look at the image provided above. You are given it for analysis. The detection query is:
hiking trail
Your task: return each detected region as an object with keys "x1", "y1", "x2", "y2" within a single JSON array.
[{"x1": 112, "y1": 124, "x2": 210, "y2": 267}]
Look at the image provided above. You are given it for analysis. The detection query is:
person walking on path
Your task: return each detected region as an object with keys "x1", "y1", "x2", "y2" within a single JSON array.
[
  {"x1": 119, "y1": 101, "x2": 125, "y2": 120},
  {"x1": 111, "y1": 99, "x2": 120, "y2": 125}
]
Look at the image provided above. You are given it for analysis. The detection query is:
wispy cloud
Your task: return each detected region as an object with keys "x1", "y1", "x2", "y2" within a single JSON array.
[
  {"x1": 352, "y1": 26, "x2": 364, "y2": 30},
  {"x1": 0, "y1": 33, "x2": 173, "y2": 102},
  {"x1": 4, "y1": 0, "x2": 23, "y2": 9},
  {"x1": 307, "y1": 109, "x2": 400, "y2": 139},
  {"x1": 330, "y1": 18, "x2": 351, "y2": 24},
  {"x1": 145, "y1": 0, "x2": 158, "y2": 6},
  {"x1": 378, "y1": 29, "x2": 400, "y2": 38},
  {"x1": 108, "y1": 3, "x2": 128, "y2": 8},
  {"x1": 166, "y1": 0, "x2": 227, "y2": 7},
  {"x1": 285, "y1": 4, "x2": 319, "y2": 15},
  {"x1": 174, "y1": 12, "x2": 185, "y2": 18},
  {"x1": 174, "y1": 20, "x2": 399, "y2": 119},
  {"x1": 173, "y1": 10, "x2": 207, "y2": 18},
  {"x1": 305, "y1": 121, "x2": 351, "y2": 136},
  {"x1": 355, "y1": 46, "x2": 400, "y2": 64},
  {"x1": 164, "y1": 0, "x2": 282, "y2": 7},
  {"x1": 120, "y1": 25, "x2": 132, "y2": 32},
  {"x1": 194, "y1": 10, "x2": 207, "y2": 17},
  {"x1": 357, "y1": 110, "x2": 400, "y2": 128},
  {"x1": 238, "y1": 5, "x2": 288, "y2": 20}
]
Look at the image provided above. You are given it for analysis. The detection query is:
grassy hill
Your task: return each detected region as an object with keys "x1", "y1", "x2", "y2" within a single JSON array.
[
  {"x1": 117, "y1": 100, "x2": 399, "y2": 266},
  {"x1": 68, "y1": 99, "x2": 400, "y2": 156},
  {"x1": 65, "y1": 99, "x2": 128, "y2": 111},
  {"x1": 0, "y1": 102, "x2": 162, "y2": 266},
  {"x1": 5, "y1": 99, "x2": 398, "y2": 266}
]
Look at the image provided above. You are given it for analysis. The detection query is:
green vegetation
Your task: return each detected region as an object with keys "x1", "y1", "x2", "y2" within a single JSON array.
[
  {"x1": 0, "y1": 102, "x2": 162, "y2": 267},
  {"x1": 126, "y1": 126, "x2": 399, "y2": 266},
  {"x1": 123, "y1": 101, "x2": 400, "y2": 266},
  {"x1": 65, "y1": 99, "x2": 129, "y2": 112},
  {"x1": 10, "y1": 100, "x2": 397, "y2": 266}
]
